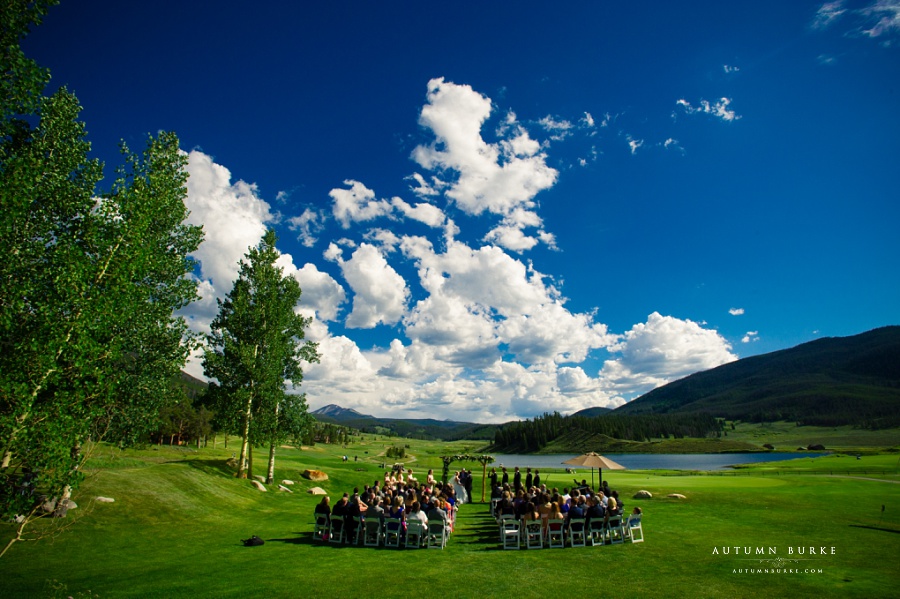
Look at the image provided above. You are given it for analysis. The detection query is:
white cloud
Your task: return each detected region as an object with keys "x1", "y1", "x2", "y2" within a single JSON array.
[
  {"x1": 338, "y1": 243, "x2": 409, "y2": 329},
  {"x1": 391, "y1": 196, "x2": 446, "y2": 227},
  {"x1": 411, "y1": 78, "x2": 558, "y2": 217},
  {"x1": 289, "y1": 262, "x2": 346, "y2": 322},
  {"x1": 861, "y1": 0, "x2": 900, "y2": 38},
  {"x1": 723, "y1": 64, "x2": 741, "y2": 73},
  {"x1": 600, "y1": 312, "x2": 737, "y2": 398},
  {"x1": 742, "y1": 331, "x2": 760, "y2": 343},
  {"x1": 483, "y1": 224, "x2": 540, "y2": 252},
  {"x1": 676, "y1": 97, "x2": 741, "y2": 122},
  {"x1": 627, "y1": 136, "x2": 644, "y2": 155},
  {"x1": 729, "y1": 307, "x2": 745, "y2": 316},
  {"x1": 329, "y1": 179, "x2": 393, "y2": 228},
  {"x1": 812, "y1": 1, "x2": 847, "y2": 30},
  {"x1": 287, "y1": 207, "x2": 326, "y2": 248},
  {"x1": 183, "y1": 150, "x2": 275, "y2": 291},
  {"x1": 406, "y1": 172, "x2": 440, "y2": 197},
  {"x1": 538, "y1": 115, "x2": 574, "y2": 141},
  {"x1": 581, "y1": 112, "x2": 596, "y2": 128}
]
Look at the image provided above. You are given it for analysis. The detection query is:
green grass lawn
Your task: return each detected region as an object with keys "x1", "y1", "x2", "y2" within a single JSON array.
[{"x1": 3, "y1": 438, "x2": 899, "y2": 598}]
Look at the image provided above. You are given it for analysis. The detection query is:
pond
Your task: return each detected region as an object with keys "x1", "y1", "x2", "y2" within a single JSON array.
[{"x1": 488, "y1": 452, "x2": 825, "y2": 471}]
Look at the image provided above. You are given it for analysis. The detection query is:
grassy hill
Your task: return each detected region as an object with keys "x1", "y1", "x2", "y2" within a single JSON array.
[
  {"x1": 1, "y1": 439, "x2": 898, "y2": 598},
  {"x1": 615, "y1": 326, "x2": 900, "y2": 427}
]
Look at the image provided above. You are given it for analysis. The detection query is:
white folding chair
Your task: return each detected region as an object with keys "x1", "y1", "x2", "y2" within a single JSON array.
[
  {"x1": 568, "y1": 519, "x2": 586, "y2": 548},
  {"x1": 625, "y1": 514, "x2": 644, "y2": 543},
  {"x1": 546, "y1": 519, "x2": 565, "y2": 548},
  {"x1": 328, "y1": 517, "x2": 345, "y2": 544},
  {"x1": 383, "y1": 518, "x2": 403, "y2": 548},
  {"x1": 587, "y1": 518, "x2": 606, "y2": 546},
  {"x1": 313, "y1": 515, "x2": 329, "y2": 541},
  {"x1": 606, "y1": 515, "x2": 625, "y2": 544},
  {"x1": 524, "y1": 521, "x2": 543, "y2": 549},
  {"x1": 427, "y1": 521, "x2": 448, "y2": 549},
  {"x1": 501, "y1": 519, "x2": 521, "y2": 550},
  {"x1": 351, "y1": 516, "x2": 364, "y2": 545},
  {"x1": 406, "y1": 520, "x2": 426, "y2": 548},
  {"x1": 363, "y1": 518, "x2": 382, "y2": 547}
]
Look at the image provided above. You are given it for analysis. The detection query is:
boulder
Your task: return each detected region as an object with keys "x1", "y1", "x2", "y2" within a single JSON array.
[
  {"x1": 278, "y1": 485, "x2": 293, "y2": 493},
  {"x1": 252, "y1": 475, "x2": 266, "y2": 483},
  {"x1": 95, "y1": 496, "x2": 115, "y2": 503},
  {"x1": 303, "y1": 469, "x2": 329, "y2": 482},
  {"x1": 225, "y1": 457, "x2": 238, "y2": 469},
  {"x1": 807, "y1": 444, "x2": 826, "y2": 451},
  {"x1": 281, "y1": 480, "x2": 295, "y2": 486},
  {"x1": 667, "y1": 493, "x2": 686, "y2": 499},
  {"x1": 251, "y1": 480, "x2": 267, "y2": 492},
  {"x1": 307, "y1": 486, "x2": 327, "y2": 495},
  {"x1": 763, "y1": 443, "x2": 775, "y2": 450},
  {"x1": 633, "y1": 490, "x2": 653, "y2": 499},
  {"x1": 40, "y1": 497, "x2": 57, "y2": 513},
  {"x1": 66, "y1": 500, "x2": 78, "y2": 510}
]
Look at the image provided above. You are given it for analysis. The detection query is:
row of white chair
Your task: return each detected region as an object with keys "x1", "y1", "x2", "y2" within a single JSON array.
[
  {"x1": 314, "y1": 516, "x2": 449, "y2": 549},
  {"x1": 500, "y1": 514, "x2": 644, "y2": 549}
]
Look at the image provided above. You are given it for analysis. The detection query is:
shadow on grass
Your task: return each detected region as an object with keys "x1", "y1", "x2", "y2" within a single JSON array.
[
  {"x1": 181, "y1": 459, "x2": 237, "y2": 478},
  {"x1": 849, "y1": 524, "x2": 900, "y2": 534}
]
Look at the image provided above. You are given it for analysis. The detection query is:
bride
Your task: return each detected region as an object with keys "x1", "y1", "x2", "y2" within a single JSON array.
[{"x1": 452, "y1": 471, "x2": 468, "y2": 505}]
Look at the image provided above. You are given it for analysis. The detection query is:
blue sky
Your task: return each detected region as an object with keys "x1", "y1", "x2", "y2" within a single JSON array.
[{"x1": 25, "y1": 1, "x2": 900, "y2": 421}]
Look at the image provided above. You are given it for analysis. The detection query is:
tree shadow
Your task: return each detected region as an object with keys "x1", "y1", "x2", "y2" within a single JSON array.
[
  {"x1": 849, "y1": 524, "x2": 900, "y2": 534},
  {"x1": 181, "y1": 458, "x2": 236, "y2": 477}
]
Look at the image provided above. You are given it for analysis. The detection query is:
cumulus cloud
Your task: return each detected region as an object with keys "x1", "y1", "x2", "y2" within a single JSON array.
[
  {"x1": 742, "y1": 331, "x2": 760, "y2": 343},
  {"x1": 391, "y1": 196, "x2": 446, "y2": 227},
  {"x1": 337, "y1": 243, "x2": 410, "y2": 329},
  {"x1": 183, "y1": 150, "x2": 275, "y2": 290},
  {"x1": 676, "y1": 97, "x2": 741, "y2": 122},
  {"x1": 729, "y1": 307, "x2": 745, "y2": 316},
  {"x1": 411, "y1": 78, "x2": 558, "y2": 217},
  {"x1": 329, "y1": 179, "x2": 393, "y2": 228},
  {"x1": 600, "y1": 312, "x2": 737, "y2": 398},
  {"x1": 289, "y1": 262, "x2": 346, "y2": 322}
]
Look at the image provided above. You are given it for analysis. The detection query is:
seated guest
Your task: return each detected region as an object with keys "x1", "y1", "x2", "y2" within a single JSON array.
[
  {"x1": 607, "y1": 496, "x2": 618, "y2": 515},
  {"x1": 314, "y1": 496, "x2": 331, "y2": 525},
  {"x1": 331, "y1": 494, "x2": 350, "y2": 542},
  {"x1": 388, "y1": 495, "x2": 405, "y2": 521},
  {"x1": 548, "y1": 501, "x2": 564, "y2": 521},
  {"x1": 564, "y1": 496, "x2": 585, "y2": 532},
  {"x1": 585, "y1": 495, "x2": 605, "y2": 530},
  {"x1": 408, "y1": 500, "x2": 428, "y2": 525},
  {"x1": 427, "y1": 497, "x2": 449, "y2": 526},
  {"x1": 521, "y1": 501, "x2": 540, "y2": 526}
]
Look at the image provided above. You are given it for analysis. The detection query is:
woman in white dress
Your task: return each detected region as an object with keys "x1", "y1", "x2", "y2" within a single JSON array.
[{"x1": 452, "y1": 471, "x2": 468, "y2": 505}]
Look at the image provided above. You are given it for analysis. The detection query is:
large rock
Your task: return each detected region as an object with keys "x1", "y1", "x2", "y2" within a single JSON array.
[
  {"x1": 66, "y1": 500, "x2": 78, "y2": 510},
  {"x1": 95, "y1": 496, "x2": 115, "y2": 503},
  {"x1": 251, "y1": 480, "x2": 267, "y2": 492},
  {"x1": 252, "y1": 475, "x2": 266, "y2": 483},
  {"x1": 303, "y1": 469, "x2": 329, "y2": 482},
  {"x1": 667, "y1": 493, "x2": 687, "y2": 499},
  {"x1": 807, "y1": 444, "x2": 826, "y2": 451},
  {"x1": 633, "y1": 490, "x2": 653, "y2": 499},
  {"x1": 278, "y1": 485, "x2": 293, "y2": 493},
  {"x1": 307, "y1": 486, "x2": 327, "y2": 495},
  {"x1": 281, "y1": 480, "x2": 295, "y2": 486}
]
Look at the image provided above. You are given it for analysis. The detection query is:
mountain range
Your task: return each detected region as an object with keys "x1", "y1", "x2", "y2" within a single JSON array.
[{"x1": 615, "y1": 325, "x2": 900, "y2": 427}]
